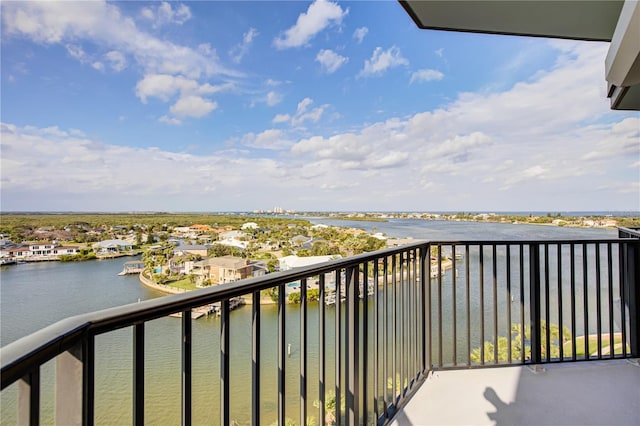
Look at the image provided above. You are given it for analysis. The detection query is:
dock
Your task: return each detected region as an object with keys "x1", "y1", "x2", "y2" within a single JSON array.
[
  {"x1": 168, "y1": 303, "x2": 222, "y2": 319},
  {"x1": 169, "y1": 311, "x2": 207, "y2": 319},
  {"x1": 118, "y1": 260, "x2": 145, "y2": 276}
]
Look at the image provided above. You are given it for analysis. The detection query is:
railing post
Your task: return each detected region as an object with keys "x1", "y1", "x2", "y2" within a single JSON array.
[
  {"x1": 420, "y1": 245, "x2": 430, "y2": 373},
  {"x1": 278, "y1": 284, "x2": 286, "y2": 425},
  {"x1": 56, "y1": 342, "x2": 84, "y2": 425},
  {"x1": 220, "y1": 300, "x2": 230, "y2": 426},
  {"x1": 252, "y1": 291, "x2": 261, "y2": 426},
  {"x1": 18, "y1": 369, "x2": 39, "y2": 426},
  {"x1": 529, "y1": 244, "x2": 542, "y2": 364},
  {"x1": 346, "y1": 265, "x2": 359, "y2": 424},
  {"x1": 133, "y1": 323, "x2": 145, "y2": 426},
  {"x1": 182, "y1": 311, "x2": 192, "y2": 426},
  {"x1": 621, "y1": 240, "x2": 640, "y2": 357}
]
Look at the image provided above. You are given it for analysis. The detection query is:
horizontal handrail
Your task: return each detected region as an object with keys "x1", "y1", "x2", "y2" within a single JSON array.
[
  {"x1": 618, "y1": 226, "x2": 640, "y2": 238},
  {"x1": 1, "y1": 241, "x2": 424, "y2": 389}
]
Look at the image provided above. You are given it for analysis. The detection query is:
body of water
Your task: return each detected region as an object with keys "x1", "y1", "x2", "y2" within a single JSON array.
[{"x1": 0, "y1": 220, "x2": 616, "y2": 424}]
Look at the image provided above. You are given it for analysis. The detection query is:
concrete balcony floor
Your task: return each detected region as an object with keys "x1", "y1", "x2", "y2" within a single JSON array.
[{"x1": 391, "y1": 359, "x2": 640, "y2": 426}]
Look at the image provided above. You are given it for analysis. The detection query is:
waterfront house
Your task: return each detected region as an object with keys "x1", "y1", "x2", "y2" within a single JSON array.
[
  {"x1": 52, "y1": 246, "x2": 81, "y2": 256},
  {"x1": 28, "y1": 243, "x2": 56, "y2": 256},
  {"x1": 92, "y1": 239, "x2": 133, "y2": 255},
  {"x1": 172, "y1": 244, "x2": 209, "y2": 258},
  {"x1": 278, "y1": 254, "x2": 342, "y2": 271},
  {"x1": 0, "y1": 242, "x2": 80, "y2": 262},
  {"x1": 168, "y1": 256, "x2": 197, "y2": 275},
  {"x1": 192, "y1": 255, "x2": 255, "y2": 285},
  {"x1": 0, "y1": 246, "x2": 28, "y2": 262}
]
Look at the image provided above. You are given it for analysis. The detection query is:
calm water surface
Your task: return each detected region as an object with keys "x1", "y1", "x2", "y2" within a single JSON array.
[{"x1": 0, "y1": 220, "x2": 616, "y2": 424}]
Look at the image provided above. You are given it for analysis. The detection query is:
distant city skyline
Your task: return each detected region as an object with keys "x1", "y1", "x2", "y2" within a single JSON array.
[{"x1": 1, "y1": 1, "x2": 638, "y2": 212}]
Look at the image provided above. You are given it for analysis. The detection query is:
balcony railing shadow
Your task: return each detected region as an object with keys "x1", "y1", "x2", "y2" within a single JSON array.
[{"x1": 1, "y1": 228, "x2": 639, "y2": 425}]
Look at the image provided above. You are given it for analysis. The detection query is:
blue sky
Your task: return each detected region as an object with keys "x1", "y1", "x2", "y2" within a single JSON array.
[{"x1": 1, "y1": 1, "x2": 638, "y2": 212}]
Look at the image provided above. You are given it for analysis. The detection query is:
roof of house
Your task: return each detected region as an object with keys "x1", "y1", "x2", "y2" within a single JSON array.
[
  {"x1": 195, "y1": 255, "x2": 250, "y2": 270},
  {"x1": 279, "y1": 255, "x2": 342, "y2": 269},
  {"x1": 175, "y1": 245, "x2": 209, "y2": 251},
  {"x1": 93, "y1": 239, "x2": 131, "y2": 248}
]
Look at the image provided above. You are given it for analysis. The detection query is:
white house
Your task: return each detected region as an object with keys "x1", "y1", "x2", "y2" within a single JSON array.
[
  {"x1": 217, "y1": 238, "x2": 248, "y2": 250},
  {"x1": 0, "y1": 242, "x2": 80, "y2": 260},
  {"x1": 278, "y1": 254, "x2": 342, "y2": 272},
  {"x1": 93, "y1": 239, "x2": 133, "y2": 254},
  {"x1": 219, "y1": 230, "x2": 248, "y2": 240}
]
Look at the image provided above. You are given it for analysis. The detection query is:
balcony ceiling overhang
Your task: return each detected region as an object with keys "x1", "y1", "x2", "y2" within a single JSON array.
[
  {"x1": 400, "y1": 1, "x2": 623, "y2": 41},
  {"x1": 399, "y1": 0, "x2": 640, "y2": 111}
]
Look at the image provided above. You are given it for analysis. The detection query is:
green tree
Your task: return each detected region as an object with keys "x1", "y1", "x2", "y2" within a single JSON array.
[
  {"x1": 288, "y1": 292, "x2": 301, "y2": 304},
  {"x1": 208, "y1": 244, "x2": 243, "y2": 257},
  {"x1": 470, "y1": 321, "x2": 571, "y2": 363},
  {"x1": 267, "y1": 286, "x2": 279, "y2": 303},
  {"x1": 267, "y1": 259, "x2": 279, "y2": 273}
]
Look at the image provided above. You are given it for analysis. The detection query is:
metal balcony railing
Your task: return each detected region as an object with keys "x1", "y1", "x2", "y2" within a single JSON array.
[{"x1": 1, "y1": 235, "x2": 639, "y2": 425}]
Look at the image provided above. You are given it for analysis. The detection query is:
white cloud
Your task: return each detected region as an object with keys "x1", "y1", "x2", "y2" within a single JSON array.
[
  {"x1": 410, "y1": 69, "x2": 444, "y2": 84},
  {"x1": 316, "y1": 49, "x2": 348, "y2": 73},
  {"x1": 0, "y1": 122, "x2": 301, "y2": 211},
  {"x1": 63, "y1": 44, "x2": 124, "y2": 73},
  {"x1": 272, "y1": 114, "x2": 291, "y2": 124},
  {"x1": 1, "y1": 2, "x2": 238, "y2": 79},
  {"x1": 240, "y1": 129, "x2": 292, "y2": 150},
  {"x1": 136, "y1": 74, "x2": 233, "y2": 103},
  {"x1": 140, "y1": 2, "x2": 191, "y2": 27},
  {"x1": 105, "y1": 50, "x2": 127, "y2": 72},
  {"x1": 266, "y1": 91, "x2": 283, "y2": 106},
  {"x1": 425, "y1": 132, "x2": 492, "y2": 159},
  {"x1": 580, "y1": 117, "x2": 640, "y2": 162},
  {"x1": 1, "y1": 1, "x2": 241, "y2": 123},
  {"x1": 359, "y1": 46, "x2": 408, "y2": 77},
  {"x1": 1, "y1": 39, "x2": 637, "y2": 212},
  {"x1": 135, "y1": 74, "x2": 203, "y2": 103},
  {"x1": 353, "y1": 27, "x2": 368, "y2": 43},
  {"x1": 65, "y1": 44, "x2": 87, "y2": 62},
  {"x1": 367, "y1": 151, "x2": 410, "y2": 169},
  {"x1": 283, "y1": 41, "x2": 638, "y2": 209},
  {"x1": 170, "y1": 96, "x2": 218, "y2": 118},
  {"x1": 272, "y1": 97, "x2": 327, "y2": 127},
  {"x1": 435, "y1": 48, "x2": 444, "y2": 57},
  {"x1": 273, "y1": 0, "x2": 347, "y2": 49},
  {"x1": 135, "y1": 74, "x2": 231, "y2": 119},
  {"x1": 291, "y1": 130, "x2": 409, "y2": 170},
  {"x1": 229, "y1": 27, "x2": 258, "y2": 63},
  {"x1": 159, "y1": 115, "x2": 182, "y2": 126},
  {"x1": 297, "y1": 98, "x2": 314, "y2": 115}
]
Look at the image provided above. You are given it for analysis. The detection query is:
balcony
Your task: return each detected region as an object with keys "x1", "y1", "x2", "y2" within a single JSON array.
[{"x1": 1, "y1": 228, "x2": 639, "y2": 425}]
